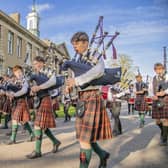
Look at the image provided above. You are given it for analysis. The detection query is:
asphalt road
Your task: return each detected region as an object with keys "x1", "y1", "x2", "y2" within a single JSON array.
[{"x1": 0, "y1": 103, "x2": 167, "y2": 168}]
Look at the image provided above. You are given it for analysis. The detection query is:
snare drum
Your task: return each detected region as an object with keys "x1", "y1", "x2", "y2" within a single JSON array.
[
  {"x1": 128, "y1": 98, "x2": 135, "y2": 104},
  {"x1": 101, "y1": 85, "x2": 111, "y2": 100}
]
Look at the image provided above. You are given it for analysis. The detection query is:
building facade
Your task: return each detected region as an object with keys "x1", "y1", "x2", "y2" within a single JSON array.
[{"x1": 0, "y1": 10, "x2": 70, "y2": 75}]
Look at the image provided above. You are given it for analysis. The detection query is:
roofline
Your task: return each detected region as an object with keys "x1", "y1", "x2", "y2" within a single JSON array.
[{"x1": 0, "y1": 10, "x2": 48, "y2": 48}]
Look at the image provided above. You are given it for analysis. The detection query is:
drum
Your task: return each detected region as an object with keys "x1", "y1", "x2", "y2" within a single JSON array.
[
  {"x1": 101, "y1": 85, "x2": 111, "y2": 100},
  {"x1": 128, "y1": 98, "x2": 135, "y2": 104}
]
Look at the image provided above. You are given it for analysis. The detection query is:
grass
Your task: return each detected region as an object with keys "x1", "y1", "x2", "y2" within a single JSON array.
[{"x1": 56, "y1": 104, "x2": 76, "y2": 118}]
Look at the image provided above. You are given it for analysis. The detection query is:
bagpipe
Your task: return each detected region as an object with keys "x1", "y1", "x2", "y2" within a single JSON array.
[{"x1": 62, "y1": 16, "x2": 121, "y2": 89}]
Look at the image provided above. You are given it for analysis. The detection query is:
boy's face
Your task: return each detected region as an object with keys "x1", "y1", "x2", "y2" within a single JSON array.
[
  {"x1": 13, "y1": 69, "x2": 23, "y2": 79},
  {"x1": 33, "y1": 60, "x2": 44, "y2": 72},
  {"x1": 154, "y1": 66, "x2": 164, "y2": 75},
  {"x1": 72, "y1": 41, "x2": 88, "y2": 54},
  {"x1": 136, "y1": 76, "x2": 142, "y2": 82}
]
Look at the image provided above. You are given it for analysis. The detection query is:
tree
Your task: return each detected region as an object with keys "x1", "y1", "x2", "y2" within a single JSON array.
[{"x1": 108, "y1": 54, "x2": 136, "y2": 89}]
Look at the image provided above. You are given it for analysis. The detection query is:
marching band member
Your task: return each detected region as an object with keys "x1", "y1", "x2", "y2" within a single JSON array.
[
  {"x1": 106, "y1": 85, "x2": 123, "y2": 137},
  {"x1": 6, "y1": 65, "x2": 34, "y2": 145},
  {"x1": 134, "y1": 75, "x2": 148, "y2": 128},
  {"x1": 26, "y1": 56, "x2": 61, "y2": 159},
  {"x1": 66, "y1": 32, "x2": 112, "y2": 168},
  {"x1": 0, "y1": 75, "x2": 12, "y2": 129},
  {"x1": 62, "y1": 93, "x2": 71, "y2": 122},
  {"x1": 127, "y1": 84, "x2": 135, "y2": 115},
  {"x1": 151, "y1": 63, "x2": 168, "y2": 146}
]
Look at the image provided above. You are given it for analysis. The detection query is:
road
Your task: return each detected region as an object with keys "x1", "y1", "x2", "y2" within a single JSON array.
[{"x1": 0, "y1": 103, "x2": 167, "y2": 168}]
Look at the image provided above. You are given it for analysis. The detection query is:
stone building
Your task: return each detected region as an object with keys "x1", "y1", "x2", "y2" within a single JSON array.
[{"x1": 0, "y1": 7, "x2": 70, "y2": 75}]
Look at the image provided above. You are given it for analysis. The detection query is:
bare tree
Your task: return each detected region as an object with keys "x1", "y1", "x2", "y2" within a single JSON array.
[{"x1": 108, "y1": 54, "x2": 136, "y2": 89}]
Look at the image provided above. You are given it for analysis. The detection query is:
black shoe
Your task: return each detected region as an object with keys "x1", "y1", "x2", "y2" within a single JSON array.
[
  {"x1": 27, "y1": 136, "x2": 35, "y2": 142},
  {"x1": 68, "y1": 116, "x2": 71, "y2": 121},
  {"x1": 26, "y1": 151, "x2": 42, "y2": 159},
  {"x1": 159, "y1": 138, "x2": 167, "y2": 146},
  {"x1": 52, "y1": 142, "x2": 61, "y2": 153},
  {"x1": 99, "y1": 152, "x2": 110, "y2": 168},
  {"x1": 139, "y1": 122, "x2": 144, "y2": 128},
  {"x1": 0, "y1": 126, "x2": 8, "y2": 129},
  {"x1": 6, "y1": 131, "x2": 12, "y2": 136},
  {"x1": 113, "y1": 131, "x2": 122, "y2": 137},
  {"x1": 6, "y1": 140, "x2": 16, "y2": 145}
]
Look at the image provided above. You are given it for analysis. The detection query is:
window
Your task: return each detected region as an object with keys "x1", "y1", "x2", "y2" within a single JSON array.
[
  {"x1": 26, "y1": 42, "x2": 32, "y2": 63},
  {"x1": 29, "y1": 20, "x2": 33, "y2": 29},
  {"x1": 0, "y1": 59, "x2": 3, "y2": 75},
  {"x1": 17, "y1": 37, "x2": 22, "y2": 58},
  {"x1": 7, "y1": 67, "x2": 12, "y2": 76},
  {"x1": 36, "y1": 48, "x2": 39, "y2": 56},
  {"x1": 7, "y1": 31, "x2": 14, "y2": 55},
  {"x1": 0, "y1": 25, "x2": 2, "y2": 39}
]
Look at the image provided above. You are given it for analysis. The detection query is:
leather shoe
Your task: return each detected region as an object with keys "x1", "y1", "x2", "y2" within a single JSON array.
[
  {"x1": 52, "y1": 142, "x2": 61, "y2": 153},
  {"x1": 26, "y1": 151, "x2": 42, "y2": 159},
  {"x1": 99, "y1": 152, "x2": 110, "y2": 168},
  {"x1": 6, "y1": 140, "x2": 16, "y2": 145}
]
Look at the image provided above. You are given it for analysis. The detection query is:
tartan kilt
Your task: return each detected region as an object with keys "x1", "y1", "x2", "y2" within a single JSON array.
[
  {"x1": 0, "y1": 96, "x2": 6, "y2": 111},
  {"x1": 3, "y1": 97, "x2": 12, "y2": 114},
  {"x1": 152, "y1": 100, "x2": 163, "y2": 119},
  {"x1": 12, "y1": 98, "x2": 30, "y2": 123},
  {"x1": 34, "y1": 96, "x2": 56, "y2": 129},
  {"x1": 53, "y1": 100, "x2": 60, "y2": 111},
  {"x1": 76, "y1": 90, "x2": 112, "y2": 143},
  {"x1": 135, "y1": 95, "x2": 147, "y2": 112},
  {"x1": 163, "y1": 96, "x2": 168, "y2": 118}
]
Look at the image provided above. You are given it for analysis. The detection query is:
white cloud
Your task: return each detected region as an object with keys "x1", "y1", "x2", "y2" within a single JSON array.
[
  {"x1": 29, "y1": 3, "x2": 53, "y2": 13},
  {"x1": 108, "y1": 20, "x2": 168, "y2": 46}
]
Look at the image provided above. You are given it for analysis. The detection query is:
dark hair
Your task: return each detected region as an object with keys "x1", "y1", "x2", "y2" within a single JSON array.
[
  {"x1": 13, "y1": 65, "x2": 23, "y2": 72},
  {"x1": 71, "y1": 32, "x2": 89, "y2": 43},
  {"x1": 154, "y1": 63, "x2": 164, "y2": 69},
  {"x1": 33, "y1": 56, "x2": 45, "y2": 63},
  {"x1": 135, "y1": 74, "x2": 142, "y2": 78}
]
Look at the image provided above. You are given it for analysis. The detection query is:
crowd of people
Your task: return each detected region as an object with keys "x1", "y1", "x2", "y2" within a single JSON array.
[{"x1": 0, "y1": 31, "x2": 168, "y2": 168}]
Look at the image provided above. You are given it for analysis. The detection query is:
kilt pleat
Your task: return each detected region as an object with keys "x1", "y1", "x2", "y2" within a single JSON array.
[
  {"x1": 34, "y1": 96, "x2": 56, "y2": 129},
  {"x1": 52, "y1": 100, "x2": 60, "y2": 111},
  {"x1": 12, "y1": 99, "x2": 30, "y2": 122},
  {"x1": 0, "y1": 96, "x2": 6, "y2": 111},
  {"x1": 163, "y1": 96, "x2": 168, "y2": 118},
  {"x1": 76, "y1": 90, "x2": 112, "y2": 143},
  {"x1": 152, "y1": 96, "x2": 168, "y2": 119},
  {"x1": 135, "y1": 95, "x2": 147, "y2": 112},
  {"x1": 3, "y1": 97, "x2": 12, "y2": 114}
]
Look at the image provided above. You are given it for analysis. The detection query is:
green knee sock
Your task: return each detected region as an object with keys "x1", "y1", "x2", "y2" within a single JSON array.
[
  {"x1": 80, "y1": 148, "x2": 92, "y2": 168},
  {"x1": 139, "y1": 113, "x2": 145, "y2": 123},
  {"x1": 91, "y1": 142, "x2": 106, "y2": 159},
  {"x1": 44, "y1": 128, "x2": 60, "y2": 145},
  {"x1": 24, "y1": 122, "x2": 34, "y2": 137},
  {"x1": 10, "y1": 124, "x2": 18, "y2": 142},
  {"x1": 4, "y1": 115, "x2": 9, "y2": 128},
  {"x1": 34, "y1": 129, "x2": 43, "y2": 153}
]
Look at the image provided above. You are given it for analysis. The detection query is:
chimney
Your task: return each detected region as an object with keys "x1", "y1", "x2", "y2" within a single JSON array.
[{"x1": 9, "y1": 13, "x2": 20, "y2": 24}]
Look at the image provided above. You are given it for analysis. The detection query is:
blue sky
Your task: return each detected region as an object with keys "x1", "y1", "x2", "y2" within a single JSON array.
[{"x1": 0, "y1": 0, "x2": 168, "y2": 77}]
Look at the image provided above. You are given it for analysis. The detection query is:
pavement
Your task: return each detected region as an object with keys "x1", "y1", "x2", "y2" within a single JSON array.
[{"x1": 0, "y1": 103, "x2": 167, "y2": 168}]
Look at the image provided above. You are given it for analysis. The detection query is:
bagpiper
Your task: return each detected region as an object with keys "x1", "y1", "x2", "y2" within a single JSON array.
[
  {"x1": 26, "y1": 56, "x2": 61, "y2": 159},
  {"x1": 134, "y1": 74, "x2": 148, "y2": 128},
  {"x1": 152, "y1": 63, "x2": 168, "y2": 146},
  {"x1": 66, "y1": 32, "x2": 112, "y2": 168},
  {"x1": 6, "y1": 65, "x2": 34, "y2": 145}
]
